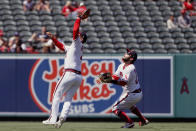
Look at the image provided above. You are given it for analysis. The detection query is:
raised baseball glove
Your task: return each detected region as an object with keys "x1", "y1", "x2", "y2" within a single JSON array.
[
  {"x1": 78, "y1": 9, "x2": 91, "y2": 20},
  {"x1": 98, "y1": 72, "x2": 112, "y2": 83}
]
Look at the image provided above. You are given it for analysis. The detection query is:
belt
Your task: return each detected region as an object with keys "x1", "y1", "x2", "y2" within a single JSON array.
[
  {"x1": 131, "y1": 88, "x2": 141, "y2": 93},
  {"x1": 64, "y1": 68, "x2": 81, "y2": 75}
]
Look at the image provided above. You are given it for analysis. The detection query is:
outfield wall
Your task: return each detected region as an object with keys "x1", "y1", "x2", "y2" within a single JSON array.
[{"x1": 0, "y1": 54, "x2": 195, "y2": 118}]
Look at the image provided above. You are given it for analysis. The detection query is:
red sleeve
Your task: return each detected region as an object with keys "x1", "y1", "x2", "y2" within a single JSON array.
[
  {"x1": 69, "y1": 5, "x2": 76, "y2": 11},
  {"x1": 73, "y1": 18, "x2": 81, "y2": 40},
  {"x1": 112, "y1": 75, "x2": 120, "y2": 80},
  {"x1": 112, "y1": 75, "x2": 127, "y2": 86},
  {"x1": 52, "y1": 38, "x2": 65, "y2": 51},
  {"x1": 184, "y1": 2, "x2": 189, "y2": 9}
]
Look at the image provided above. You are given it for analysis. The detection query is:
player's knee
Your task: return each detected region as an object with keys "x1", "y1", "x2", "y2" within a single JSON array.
[
  {"x1": 130, "y1": 105, "x2": 136, "y2": 111},
  {"x1": 112, "y1": 108, "x2": 120, "y2": 115}
]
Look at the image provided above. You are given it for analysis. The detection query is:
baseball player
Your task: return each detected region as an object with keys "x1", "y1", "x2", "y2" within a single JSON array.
[
  {"x1": 42, "y1": 9, "x2": 90, "y2": 128},
  {"x1": 99, "y1": 49, "x2": 149, "y2": 128}
]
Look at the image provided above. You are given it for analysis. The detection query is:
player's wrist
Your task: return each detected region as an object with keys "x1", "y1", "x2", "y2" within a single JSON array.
[{"x1": 111, "y1": 80, "x2": 118, "y2": 84}]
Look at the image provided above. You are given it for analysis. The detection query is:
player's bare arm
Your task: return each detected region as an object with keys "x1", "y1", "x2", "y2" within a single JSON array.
[{"x1": 46, "y1": 32, "x2": 65, "y2": 51}]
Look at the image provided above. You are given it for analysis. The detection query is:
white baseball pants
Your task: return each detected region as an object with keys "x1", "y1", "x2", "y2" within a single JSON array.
[
  {"x1": 112, "y1": 92, "x2": 143, "y2": 111},
  {"x1": 49, "y1": 71, "x2": 82, "y2": 122}
]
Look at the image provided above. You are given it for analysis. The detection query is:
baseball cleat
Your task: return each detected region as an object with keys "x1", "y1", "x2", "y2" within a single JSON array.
[
  {"x1": 121, "y1": 122, "x2": 134, "y2": 128},
  {"x1": 139, "y1": 119, "x2": 149, "y2": 126},
  {"x1": 55, "y1": 117, "x2": 65, "y2": 128},
  {"x1": 42, "y1": 119, "x2": 56, "y2": 125}
]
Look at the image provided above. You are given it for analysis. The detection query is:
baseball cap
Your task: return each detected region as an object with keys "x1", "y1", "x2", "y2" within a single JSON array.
[{"x1": 127, "y1": 48, "x2": 137, "y2": 62}]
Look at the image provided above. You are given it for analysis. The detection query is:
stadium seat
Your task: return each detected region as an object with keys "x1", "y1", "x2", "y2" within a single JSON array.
[
  {"x1": 107, "y1": 26, "x2": 119, "y2": 33},
  {"x1": 112, "y1": 37, "x2": 124, "y2": 44},
  {"x1": 102, "y1": 43, "x2": 114, "y2": 49},
  {"x1": 138, "y1": 10, "x2": 149, "y2": 17},
  {"x1": 124, "y1": 37, "x2": 137, "y2": 44},
  {"x1": 142, "y1": 49, "x2": 154, "y2": 53},
  {"x1": 117, "y1": 48, "x2": 127, "y2": 53},
  {"x1": 155, "y1": 48, "x2": 167, "y2": 54},
  {"x1": 29, "y1": 21, "x2": 41, "y2": 27},
  {"x1": 83, "y1": 48, "x2": 92, "y2": 53},
  {"x1": 114, "y1": 42, "x2": 127, "y2": 49},
  {"x1": 92, "y1": 49, "x2": 104, "y2": 53},
  {"x1": 140, "y1": 43, "x2": 152, "y2": 50},
  {"x1": 133, "y1": 1, "x2": 144, "y2": 6},
  {"x1": 147, "y1": 32, "x2": 159, "y2": 39},
  {"x1": 165, "y1": 43, "x2": 177, "y2": 50},
  {"x1": 190, "y1": 43, "x2": 196, "y2": 50},
  {"x1": 163, "y1": 38, "x2": 175, "y2": 45},
  {"x1": 142, "y1": 21, "x2": 154, "y2": 27},
  {"x1": 96, "y1": 0, "x2": 108, "y2": 6},
  {"x1": 104, "y1": 49, "x2": 117, "y2": 53},
  {"x1": 132, "y1": 26, "x2": 144, "y2": 33},
  {"x1": 137, "y1": 38, "x2": 150, "y2": 44},
  {"x1": 122, "y1": 31, "x2": 134, "y2": 38},
  {"x1": 180, "y1": 49, "x2": 192, "y2": 54},
  {"x1": 172, "y1": 32, "x2": 184, "y2": 39},
  {"x1": 2, "y1": 15, "x2": 13, "y2": 21},
  {"x1": 93, "y1": 21, "x2": 105, "y2": 27},
  {"x1": 99, "y1": 37, "x2": 112, "y2": 44},
  {"x1": 150, "y1": 38, "x2": 162, "y2": 45},
  {"x1": 0, "y1": 0, "x2": 195, "y2": 54},
  {"x1": 127, "y1": 43, "x2": 140, "y2": 49},
  {"x1": 97, "y1": 31, "x2": 110, "y2": 38},
  {"x1": 3, "y1": 21, "x2": 16, "y2": 26},
  {"x1": 144, "y1": 26, "x2": 157, "y2": 33},
  {"x1": 167, "y1": 49, "x2": 180, "y2": 54},
  {"x1": 17, "y1": 26, "x2": 30, "y2": 32},
  {"x1": 178, "y1": 43, "x2": 190, "y2": 50},
  {"x1": 152, "y1": 43, "x2": 165, "y2": 50}
]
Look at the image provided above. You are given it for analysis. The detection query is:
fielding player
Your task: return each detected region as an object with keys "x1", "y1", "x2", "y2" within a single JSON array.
[
  {"x1": 42, "y1": 9, "x2": 90, "y2": 128},
  {"x1": 99, "y1": 49, "x2": 149, "y2": 128}
]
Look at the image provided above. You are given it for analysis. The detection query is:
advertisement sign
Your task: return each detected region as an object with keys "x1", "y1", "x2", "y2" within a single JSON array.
[{"x1": 0, "y1": 55, "x2": 173, "y2": 117}]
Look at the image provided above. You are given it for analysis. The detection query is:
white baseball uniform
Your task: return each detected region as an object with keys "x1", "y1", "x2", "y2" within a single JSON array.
[
  {"x1": 48, "y1": 18, "x2": 83, "y2": 122},
  {"x1": 112, "y1": 63, "x2": 142, "y2": 111}
]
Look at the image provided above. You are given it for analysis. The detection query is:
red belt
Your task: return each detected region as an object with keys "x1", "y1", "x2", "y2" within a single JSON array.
[
  {"x1": 64, "y1": 69, "x2": 81, "y2": 75},
  {"x1": 131, "y1": 88, "x2": 141, "y2": 93}
]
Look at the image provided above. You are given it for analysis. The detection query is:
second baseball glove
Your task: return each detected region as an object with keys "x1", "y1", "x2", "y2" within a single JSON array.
[{"x1": 98, "y1": 72, "x2": 112, "y2": 83}]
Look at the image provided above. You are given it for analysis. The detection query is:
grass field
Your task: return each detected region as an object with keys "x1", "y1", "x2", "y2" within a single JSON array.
[{"x1": 0, "y1": 122, "x2": 196, "y2": 131}]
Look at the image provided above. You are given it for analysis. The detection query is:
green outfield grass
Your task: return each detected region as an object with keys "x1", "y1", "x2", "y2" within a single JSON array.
[{"x1": 0, "y1": 122, "x2": 196, "y2": 131}]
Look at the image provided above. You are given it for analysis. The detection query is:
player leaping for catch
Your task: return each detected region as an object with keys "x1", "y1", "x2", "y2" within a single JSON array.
[
  {"x1": 42, "y1": 9, "x2": 90, "y2": 128},
  {"x1": 99, "y1": 49, "x2": 149, "y2": 128}
]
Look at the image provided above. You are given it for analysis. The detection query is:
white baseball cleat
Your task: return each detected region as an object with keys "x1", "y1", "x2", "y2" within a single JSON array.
[
  {"x1": 42, "y1": 119, "x2": 56, "y2": 125},
  {"x1": 121, "y1": 122, "x2": 134, "y2": 128},
  {"x1": 55, "y1": 117, "x2": 65, "y2": 128}
]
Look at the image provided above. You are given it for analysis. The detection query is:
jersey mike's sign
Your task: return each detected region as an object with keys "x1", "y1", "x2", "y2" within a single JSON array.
[
  {"x1": 0, "y1": 55, "x2": 173, "y2": 117},
  {"x1": 29, "y1": 58, "x2": 121, "y2": 114}
]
